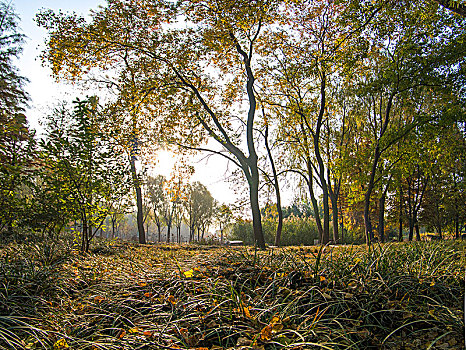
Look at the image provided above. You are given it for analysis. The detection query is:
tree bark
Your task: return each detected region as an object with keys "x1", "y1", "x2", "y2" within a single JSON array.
[
  {"x1": 305, "y1": 160, "x2": 323, "y2": 243},
  {"x1": 130, "y1": 156, "x2": 146, "y2": 244},
  {"x1": 313, "y1": 73, "x2": 330, "y2": 245},
  {"x1": 377, "y1": 177, "x2": 391, "y2": 243},
  {"x1": 81, "y1": 219, "x2": 88, "y2": 253},
  {"x1": 378, "y1": 194, "x2": 386, "y2": 243},
  {"x1": 249, "y1": 166, "x2": 265, "y2": 248},
  {"x1": 398, "y1": 183, "x2": 403, "y2": 242},
  {"x1": 264, "y1": 124, "x2": 283, "y2": 247},
  {"x1": 364, "y1": 145, "x2": 380, "y2": 245},
  {"x1": 414, "y1": 220, "x2": 421, "y2": 241},
  {"x1": 328, "y1": 173, "x2": 340, "y2": 243}
]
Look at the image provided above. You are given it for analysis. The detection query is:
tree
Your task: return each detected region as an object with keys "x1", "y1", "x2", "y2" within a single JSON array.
[
  {"x1": 260, "y1": 0, "x2": 375, "y2": 244},
  {"x1": 341, "y1": 0, "x2": 466, "y2": 244},
  {"x1": 216, "y1": 203, "x2": 233, "y2": 244},
  {"x1": 35, "y1": 0, "x2": 288, "y2": 249},
  {"x1": 147, "y1": 175, "x2": 166, "y2": 243},
  {"x1": 40, "y1": 98, "x2": 129, "y2": 253},
  {"x1": 184, "y1": 181, "x2": 214, "y2": 242},
  {"x1": 0, "y1": 1, "x2": 34, "y2": 233}
]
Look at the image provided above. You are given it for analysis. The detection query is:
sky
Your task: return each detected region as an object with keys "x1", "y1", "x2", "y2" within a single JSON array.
[{"x1": 12, "y1": 0, "x2": 241, "y2": 206}]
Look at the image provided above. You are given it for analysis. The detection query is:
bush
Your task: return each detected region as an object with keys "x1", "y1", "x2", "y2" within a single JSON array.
[{"x1": 229, "y1": 216, "x2": 319, "y2": 246}]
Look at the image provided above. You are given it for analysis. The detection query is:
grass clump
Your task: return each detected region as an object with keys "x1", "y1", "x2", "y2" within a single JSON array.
[{"x1": 0, "y1": 240, "x2": 464, "y2": 349}]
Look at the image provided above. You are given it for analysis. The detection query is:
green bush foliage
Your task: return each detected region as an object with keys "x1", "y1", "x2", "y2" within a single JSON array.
[{"x1": 230, "y1": 216, "x2": 318, "y2": 246}]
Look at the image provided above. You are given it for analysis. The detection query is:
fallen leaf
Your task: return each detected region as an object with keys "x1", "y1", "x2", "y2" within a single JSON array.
[
  {"x1": 93, "y1": 295, "x2": 105, "y2": 303},
  {"x1": 260, "y1": 325, "x2": 272, "y2": 341},
  {"x1": 167, "y1": 295, "x2": 176, "y2": 305},
  {"x1": 53, "y1": 339, "x2": 69, "y2": 349},
  {"x1": 184, "y1": 269, "x2": 194, "y2": 278},
  {"x1": 143, "y1": 330, "x2": 154, "y2": 338}
]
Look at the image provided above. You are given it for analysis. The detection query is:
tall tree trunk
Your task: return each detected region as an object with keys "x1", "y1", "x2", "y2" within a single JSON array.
[
  {"x1": 81, "y1": 218, "x2": 88, "y2": 254},
  {"x1": 264, "y1": 124, "x2": 283, "y2": 247},
  {"x1": 378, "y1": 194, "x2": 386, "y2": 243},
  {"x1": 398, "y1": 183, "x2": 403, "y2": 242},
  {"x1": 331, "y1": 195, "x2": 339, "y2": 243},
  {"x1": 111, "y1": 216, "x2": 115, "y2": 239},
  {"x1": 364, "y1": 92, "x2": 394, "y2": 245},
  {"x1": 306, "y1": 160, "x2": 323, "y2": 242},
  {"x1": 313, "y1": 73, "x2": 330, "y2": 245},
  {"x1": 130, "y1": 156, "x2": 146, "y2": 244},
  {"x1": 248, "y1": 164, "x2": 265, "y2": 248},
  {"x1": 364, "y1": 146, "x2": 381, "y2": 245},
  {"x1": 328, "y1": 173, "x2": 340, "y2": 243},
  {"x1": 414, "y1": 219, "x2": 421, "y2": 241},
  {"x1": 377, "y1": 177, "x2": 391, "y2": 243},
  {"x1": 339, "y1": 199, "x2": 344, "y2": 244},
  {"x1": 408, "y1": 217, "x2": 414, "y2": 241}
]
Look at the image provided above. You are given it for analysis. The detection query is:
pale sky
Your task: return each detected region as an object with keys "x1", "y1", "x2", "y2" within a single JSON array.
[{"x1": 12, "y1": 0, "x2": 242, "y2": 205}]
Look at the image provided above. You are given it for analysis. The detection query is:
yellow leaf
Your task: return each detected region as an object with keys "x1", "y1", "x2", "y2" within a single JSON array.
[
  {"x1": 319, "y1": 276, "x2": 326, "y2": 282},
  {"x1": 128, "y1": 327, "x2": 141, "y2": 334},
  {"x1": 167, "y1": 295, "x2": 176, "y2": 305},
  {"x1": 260, "y1": 325, "x2": 272, "y2": 341},
  {"x1": 183, "y1": 269, "x2": 194, "y2": 278},
  {"x1": 144, "y1": 292, "x2": 153, "y2": 298},
  {"x1": 243, "y1": 306, "x2": 252, "y2": 318},
  {"x1": 117, "y1": 329, "x2": 126, "y2": 339},
  {"x1": 138, "y1": 282, "x2": 147, "y2": 287},
  {"x1": 53, "y1": 339, "x2": 69, "y2": 349}
]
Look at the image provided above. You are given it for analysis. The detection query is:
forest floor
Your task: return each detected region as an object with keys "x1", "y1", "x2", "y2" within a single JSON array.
[{"x1": 0, "y1": 238, "x2": 464, "y2": 349}]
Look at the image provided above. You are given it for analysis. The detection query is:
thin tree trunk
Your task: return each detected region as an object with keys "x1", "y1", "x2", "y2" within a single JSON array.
[
  {"x1": 378, "y1": 177, "x2": 391, "y2": 243},
  {"x1": 364, "y1": 146, "x2": 380, "y2": 245},
  {"x1": 408, "y1": 217, "x2": 414, "y2": 241},
  {"x1": 314, "y1": 73, "x2": 330, "y2": 245},
  {"x1": 414, "y1": 220, "x2": 421, "y2": 241},
  {"x1": 378, "y1": 194, "x2": 386, "y2": 243},
  {"x1": 264, "y1": 124, "x2": 283, "y2": 247},
  {"x1": 166, "y1": 223, "x2": 171, "y2": 243},
  {"x1": 306, "y1": 161, "x2": 323, "y2": 242},
  {"x1": 130, "y1": 156, "x2": 146, "y2": 244},
  {"x1": 248, "y1": 166, "x2": 265, "y2": 248},
  {"x1": 398, "y1": 183, "x2": 403, "y2": 242},
  {"x1": 328, "y1": 173, "x2": 340, "y2": 243}
]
